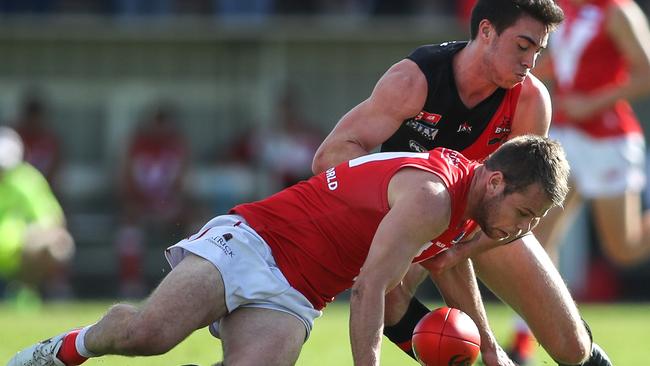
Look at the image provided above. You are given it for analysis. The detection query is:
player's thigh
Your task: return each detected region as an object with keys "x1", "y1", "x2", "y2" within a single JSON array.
[
  {"x1": 220, "y1": 307, "x2": 306, "y2": 366},
  {"x1": 591, "y1": 191, "x2": 642, "y2": 247},
  {"x1": 138, "y1": 253, "x2": 227, "y2": 344},
  {"x1": 472, "y1": 236, "x2": 588, "y2": 353}
]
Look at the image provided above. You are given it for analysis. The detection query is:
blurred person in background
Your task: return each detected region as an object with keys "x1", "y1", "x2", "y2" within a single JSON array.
[
  {"x1": 13, "y1": 91, "x2": 62, "y2": 189},
  {"x1": 0, "y1": 126, "x2": 74, "y2": 308},
  {"x1": 536, "y1": 0, "x2": 650, "y2": 266},
  {"x1": 237, "y1": 86, "x2": 323, "y2": 192},
  {"x1": 313, "y1": 0, "x2": 610, "y2": 365},
  {"x1": 518, "y1": 0, "x2": 650, "y2": 362},
  {"x1": 258, "y1": 87, "x2": 323, "y2": 189},
  {"x1": 114, "y1": 104, "x2": 190, "y2": 298}
]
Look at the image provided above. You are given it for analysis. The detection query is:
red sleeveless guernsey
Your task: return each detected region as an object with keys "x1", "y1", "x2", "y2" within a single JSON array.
[
  {"x1": 551, "y1": 0, "x2": 642, "y2": 138},
  {"x1": 231, "y1": 148, "x2": 479, "y2": 310}
]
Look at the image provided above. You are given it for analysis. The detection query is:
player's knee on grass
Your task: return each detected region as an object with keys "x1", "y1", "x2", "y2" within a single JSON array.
[
  {"x1": 383, "y1": 297, "x2": 430, "y2": 359},
  {"x1": 556, "y1": 343, "x2": 612, "y2": 366},
  {"x1": 555, "y1": 320, "x2": 611, "y2": 366}
]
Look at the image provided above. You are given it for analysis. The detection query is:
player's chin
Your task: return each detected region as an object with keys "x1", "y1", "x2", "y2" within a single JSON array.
[{"x1": 500, "y1": 78, "x2": 523, "y2": 89}]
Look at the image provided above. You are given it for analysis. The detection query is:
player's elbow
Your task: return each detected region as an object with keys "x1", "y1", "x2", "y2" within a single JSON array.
[
  {"x1": 311, "y1": 148, "x2": 329, "y2": 175},
  {"x1": 351, "y1": 276, "x2": 388, "y2": 301}
]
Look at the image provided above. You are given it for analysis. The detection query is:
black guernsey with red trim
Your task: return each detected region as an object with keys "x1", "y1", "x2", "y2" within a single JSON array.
[{"x1": 381, "y1": 41, "x2": 522, "y2": 161}]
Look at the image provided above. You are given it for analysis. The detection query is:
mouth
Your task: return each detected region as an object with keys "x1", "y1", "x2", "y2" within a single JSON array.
[{"x1": 491, "y1": 228, "x2": 510, "y2": 241}]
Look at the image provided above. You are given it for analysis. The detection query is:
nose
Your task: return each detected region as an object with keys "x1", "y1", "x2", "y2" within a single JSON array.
[
  {"x1": 522, "y1": 51, "x2": 538, "y2": 70},
  {"x1": 516, "y1": 217, "x2": 536, "y2": 233}
]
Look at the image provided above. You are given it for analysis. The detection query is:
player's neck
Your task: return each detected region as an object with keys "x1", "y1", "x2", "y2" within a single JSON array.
[{"x1": 453, "y1": 43, "x2": 499, "y2": 109}]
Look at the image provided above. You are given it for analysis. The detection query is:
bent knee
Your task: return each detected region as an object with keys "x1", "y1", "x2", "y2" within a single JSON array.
[{"x1": 109, "y1": 305, "x2": 177, "y2": 355}]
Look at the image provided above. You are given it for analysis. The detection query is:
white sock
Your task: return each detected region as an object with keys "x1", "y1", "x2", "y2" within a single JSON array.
[{"x1": 75, "y1": 325, "x2": 98, "y2": 358}]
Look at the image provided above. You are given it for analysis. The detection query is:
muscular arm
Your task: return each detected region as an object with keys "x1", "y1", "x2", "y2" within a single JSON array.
[
  {"x1": 312, "y1": 59, "x2": 427, "y2": 174},
  {"x1": 350, "y1": 169, "x2": 449, "y2": 366}
]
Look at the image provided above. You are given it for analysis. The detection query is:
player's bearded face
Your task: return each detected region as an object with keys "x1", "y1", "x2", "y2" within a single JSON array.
[
  {"x1": 474, "y1": 192, "x2": 507, "y2": 240},
  {"x1": 475, "y1": 191, "x2": 526, "y2": 241}
]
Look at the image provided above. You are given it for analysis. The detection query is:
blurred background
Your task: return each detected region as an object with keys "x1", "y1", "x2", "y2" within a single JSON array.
[{"x1": 1, "y1": 0, "x2": 650, "y2": 305}]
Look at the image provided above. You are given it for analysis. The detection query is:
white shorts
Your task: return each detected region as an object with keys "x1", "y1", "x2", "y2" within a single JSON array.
[
  {"x1": 550, "y1": 127, "x2": 646, "y2": 198},
  {"x1": 165, "y1": 214, "x2": 321, "y2": 340}
]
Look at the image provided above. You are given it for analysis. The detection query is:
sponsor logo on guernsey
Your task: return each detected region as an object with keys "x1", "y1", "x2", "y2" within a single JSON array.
[
  {"x1": 406, "y1": 120, "x2": 440, "y2": 141},
  {"x1": 207, "y1": 235, "x2": 234, "y2": 258},
  {"x1": 456, "y1": 122, "x2": 472, "y2": 133},
  {"x1": 488, "y1": 116, "x2": 511, "y2": 145},
  {"x1": 325, "y1": 167, "x2": 338, "y2": 191},
  {"x1": 441, "y1": 148, "x2": 461, "y2": 167},
  {"x1": 414, "y1": 111, "x2": 443, "y2": 126},
  {"x1": 409, "y1": 140, "x2": 428, "y2": 153}
]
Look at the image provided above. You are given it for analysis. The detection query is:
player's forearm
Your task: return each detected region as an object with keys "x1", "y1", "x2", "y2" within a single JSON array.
[
  {"x1": 349, "y1": 282, "x2": 385, "y2": 366},
  {"x1": 431, "y1": 259, "x2": 498, "y2": 353},
  {"x1": 593, "y1": 76, "x2": 650, "y2": 113}
]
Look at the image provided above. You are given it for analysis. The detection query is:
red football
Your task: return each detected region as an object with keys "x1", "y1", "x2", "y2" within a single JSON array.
[{"x1": 412, "y1": 307, "x2": 481, "y2": 366}]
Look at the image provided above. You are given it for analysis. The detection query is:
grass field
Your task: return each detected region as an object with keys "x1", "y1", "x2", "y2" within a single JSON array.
[{"x1": 1, "y1": 300, "x2": 648, "y2": 365}]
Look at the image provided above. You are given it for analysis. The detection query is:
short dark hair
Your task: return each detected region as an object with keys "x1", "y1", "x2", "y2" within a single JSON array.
[
  {"x1": 470, "y1": 0, "x2": 564, "y2": 39},
  {"x1": 484, "y1": 135, "x2": 570, "y2": 207}
]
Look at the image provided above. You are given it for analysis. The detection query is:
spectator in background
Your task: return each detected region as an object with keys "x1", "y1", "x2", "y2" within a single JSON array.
[
  {"x1": 256, "y1": 87, "x2": 323, "y2": 190},
  {"x1": 13, "y1": 92, "x2": 62, "y2": 188},
  {"x1": 232, "y1": 87, "x2": 323, "y2": 193},
  {"x1": 115, "y1": 104, "x2": 190, "y2": 298},
  {"x1": 0, "y1": 126, "x2": 74, "y2": 308}
]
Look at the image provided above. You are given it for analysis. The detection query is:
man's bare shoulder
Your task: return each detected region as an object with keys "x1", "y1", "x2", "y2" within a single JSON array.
[
  {"x1": 509, "y1": 72, "x2": 553, "y2": 137},
  {"x1": 379, "y1": 59, "x2": 427, "y2": 96},
  {"x1": 372, "y1": 59, "x2": 428, "y2": 117},
  {"x1": 388, "y1": 168, "x2": 451, "y2": 219},
  {"x1": 520, "y1": 72, "x2": 551, "y2": 107}
]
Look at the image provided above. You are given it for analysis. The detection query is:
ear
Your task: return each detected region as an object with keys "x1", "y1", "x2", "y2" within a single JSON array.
[
  {"x1": 478, "y1": 19, "x2": 493, "y2": 42},
  {"x1": 486, "y1": 170, "x2": 505, "y2": 197}
]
